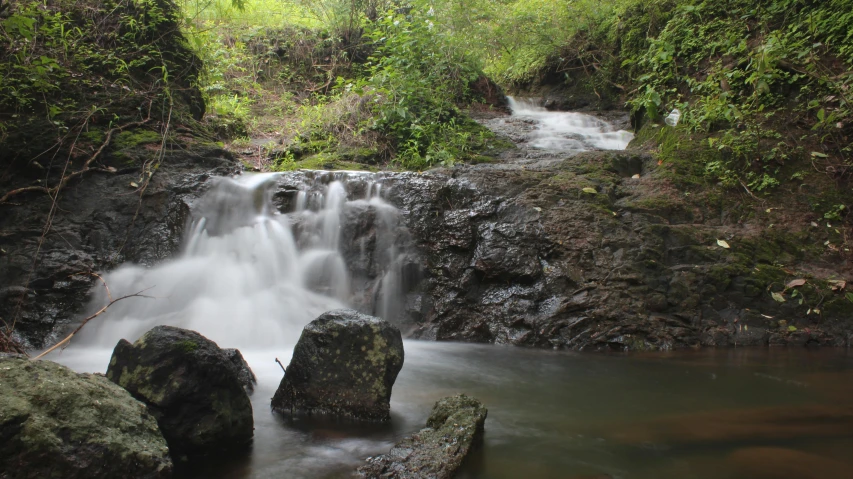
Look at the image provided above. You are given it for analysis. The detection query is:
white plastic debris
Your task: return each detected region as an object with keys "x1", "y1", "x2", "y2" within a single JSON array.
[{"x1": 664, "y1": 108, "x2": 681, "y2": 127}]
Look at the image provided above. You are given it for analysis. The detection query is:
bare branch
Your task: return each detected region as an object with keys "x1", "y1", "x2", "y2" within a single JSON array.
[
  {"x1": 33, "y1": 286, "x2": 154, "y2": 361},
  {"x1": 0, "y1": 117, "x2": 152, "y2": 204}
]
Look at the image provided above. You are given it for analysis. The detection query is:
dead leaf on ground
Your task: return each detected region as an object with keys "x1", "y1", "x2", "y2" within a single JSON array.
[
  {"x1": 785, "y1": 279, "x2": 806, "y2": 289},
  {"x1": 717, "y1": 239, "x2": 731, "y2": 249}
]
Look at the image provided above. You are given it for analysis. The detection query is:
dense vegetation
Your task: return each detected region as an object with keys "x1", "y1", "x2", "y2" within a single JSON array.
[{"x1": 3, "y1": 0, "x2": 850, "y2": 177}]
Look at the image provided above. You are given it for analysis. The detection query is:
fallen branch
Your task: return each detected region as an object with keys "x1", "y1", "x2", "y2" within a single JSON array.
[
  {"x1": 33, "y1": 282, "x2": 154, "y2": 360},
  {"x1": 0, "y1": 117, "x2": 151, "y2": 204}
]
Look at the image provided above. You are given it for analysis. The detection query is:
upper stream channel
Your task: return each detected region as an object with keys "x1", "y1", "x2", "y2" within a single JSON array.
[{"x1": 47, "y1": 100, "x2": 853, "y2": 479}]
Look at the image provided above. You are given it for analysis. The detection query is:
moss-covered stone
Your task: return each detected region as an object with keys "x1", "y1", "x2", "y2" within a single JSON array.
[
  {"x1": 357, "y1": 394, "x2": 487, "y2": 478},
  {"x1": 277, "y1": 153, "x2": 382, "y2": 172},
  {"x1": 0, "y1": 357, "x2": 171, "y2": 478},
  {"x1": 106, "y1": 326, "x2": 253, "y2": 457},
  {"x1": 112, "y1": 129, "x2": 163, "y2": 151},
  {"x1": 271, "y1": 309, "x2": 404, "y2": 421}
]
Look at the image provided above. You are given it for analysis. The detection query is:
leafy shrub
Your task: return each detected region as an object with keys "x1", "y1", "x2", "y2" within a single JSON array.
[{"x1": 357, "y1": 8, "x2": 483, "y2": 167}]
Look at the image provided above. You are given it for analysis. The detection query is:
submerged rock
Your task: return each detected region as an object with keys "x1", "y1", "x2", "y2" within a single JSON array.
[
  {"x1": 357, "y1": 394, "x2": 488, "y2": 478},
  {"x1": 0, "y1": 357, "x2": 172, "y2": 478},
  {"x1": 271, "y1": 309, "x2": 404, "y2": 421},
  {"x1": 224, "y1": 348, "x2": 257, "y2": 394},
  {"x1": 106, "y1": 326, "x2": 253, "y2": 456}
]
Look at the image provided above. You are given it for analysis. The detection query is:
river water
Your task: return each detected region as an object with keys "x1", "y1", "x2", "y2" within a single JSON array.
[{"x1": 46, "y1": 105, "x2": 853, "y2": 479}]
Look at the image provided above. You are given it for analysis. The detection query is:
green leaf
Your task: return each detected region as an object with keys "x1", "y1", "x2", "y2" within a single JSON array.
[
  {"x1": 787, "y1": 325, "x2": 798, "y2": 332},
  {"x1": 846, "y1": 292, "x2": 853, "y2": 303},
  {"x1": 582, "y1": 187, "x2": 597, "y2": 194},
  {"x1": 771, "y1": 292, "x2": 786, "y2": 303}
]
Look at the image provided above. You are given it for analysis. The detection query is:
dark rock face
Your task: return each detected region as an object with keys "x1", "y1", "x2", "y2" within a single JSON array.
[
  {"x1": 0, "y1": 357, "x2": 172, "y2": 479},
  {"x1": 0, "y1": 144, "x2": 237, "y2": 350},
  {"x1": 224, "y1": 348, "x2": 258, "y2": 394},
  {"x1": 106, "y1": 326, "x2": 253, "y2": 456},
  {"x1": 299, "y1": 146, "x2": 853, "y2": 351},
  {"x1": 357, "y1": 394, "x2": 487, "y2": 478},
  {"x1": 271, "y1": 309, "x2": 404, "y2": 421}
]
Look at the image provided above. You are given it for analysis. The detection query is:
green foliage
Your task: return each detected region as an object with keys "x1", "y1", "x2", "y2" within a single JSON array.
[
  {"x1": 356, "y1": 8, "x2": 484, "y2": 168},
  {"x1": 623, "y1": 0, "x2": 853, "y2": 192},
  {"x1": 0, "y1": 0, "x2": 202, "y2": 163}
]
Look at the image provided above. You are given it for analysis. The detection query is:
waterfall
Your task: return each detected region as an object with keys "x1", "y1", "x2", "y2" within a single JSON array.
[
  {"x1": 69, "y1": 171, "x2": 414, "y2": 351},
  {"x1": 505, "y1": 96, "x2": 634, "y2": 151}
]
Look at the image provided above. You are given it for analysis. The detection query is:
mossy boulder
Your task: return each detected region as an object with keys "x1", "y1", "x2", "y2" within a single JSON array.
[
  {"x1": 105, "y1": 326, "x2": 253, "y2": 457},
  {"x1": 357, "y1": 394, "x2": 488, "y2": 478},
  {"x1": 271, "y1": 309, "x2": 404, "y2": 421},
  {"x1": 0, "y1": 357, "x2": 172, "y2": 479}
]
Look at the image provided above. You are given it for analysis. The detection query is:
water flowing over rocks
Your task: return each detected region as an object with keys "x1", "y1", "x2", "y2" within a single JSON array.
[
  {"x1": 261, "y1": 99, "x2": 852, "y2": 349},
  {"x1": 271, "y1": 309, "x2": 404, "y2": 421},
  {"x1": 106, "y1": 325, "x2": 254, "y2": 457},
  {"x1": 0, "y1": 357, "x2": 172, "y2": 478},
  {"x1": 357, "y1": 394, "x2": 487, "y2": 478},
  {"x1": 0, "y1": 144, "x2": 237, "y2": 350},
  {"x1": 10, "y1": 97, "x2": 853, "y2": 361}
]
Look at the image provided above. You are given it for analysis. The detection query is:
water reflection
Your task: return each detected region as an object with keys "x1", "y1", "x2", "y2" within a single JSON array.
[{"x1": 52, "y1": 344, "x2": 853, "y2": 479}]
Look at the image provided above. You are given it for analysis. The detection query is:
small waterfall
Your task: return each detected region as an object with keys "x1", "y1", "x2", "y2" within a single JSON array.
[
  {"x1": 71, "y1": 171, "x2": 416, "y2": 351},
  {"x1": 506, "y1": 96, "x2": 634, "y2": 151}
]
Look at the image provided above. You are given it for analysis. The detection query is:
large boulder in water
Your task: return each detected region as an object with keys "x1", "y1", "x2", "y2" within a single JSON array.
[
  {"x1": 271, "y1": 309, "x2": 404, "y2": 421},
  {"x1": 106, "y1": 326, "x2": 254, "y2": 456},
  {"x1": 0, "y1": 357, "x2": 172, "y2": 478},
  {"x1": 357, "y1": 394, "x2": 488, "y2": 478}
]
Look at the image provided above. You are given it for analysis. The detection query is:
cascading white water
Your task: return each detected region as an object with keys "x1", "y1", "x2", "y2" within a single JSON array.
[
  {"x1": 64, "y1": 171, "x2": 407, "y2": 352},
  {"x1": 506, "y1": 96, "x2": 634, "y2": 151}
]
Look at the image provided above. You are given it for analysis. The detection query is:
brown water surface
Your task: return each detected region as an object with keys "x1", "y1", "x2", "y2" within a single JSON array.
[{"x1": 56, "y1": 343, "x2": 853, "y2": 479}]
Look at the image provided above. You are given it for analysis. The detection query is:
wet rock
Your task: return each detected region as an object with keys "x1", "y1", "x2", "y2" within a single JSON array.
[
  {"x1": 223, "y1": 348, "x2": 257, "y2": 394},
  {"x1": 0, "y1": 144, "x2": 236, "y2": 349},
  {"x1": 271, "y1": 309, "x2": 404, "y2": 421},
  {"x1": 357, "y1": 394, "x2": 488, "y2": 478},
  {"x1": 0, "y1": 357, "x2": 172, "y2": 478},
  {"x1": 106, "y1": 326, "x2": 253, "y2": 456},
  {"x1": 727, "y1": 447, "x2": 851, "y2": 479}
]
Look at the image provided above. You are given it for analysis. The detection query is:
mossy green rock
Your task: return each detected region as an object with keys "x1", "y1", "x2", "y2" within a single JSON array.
[
  {"x1": 0, "y1": 357, "x2": 172, "y2": 479},
  {"x1": 271, "y1": 309, "x2": 404, "y2": 421},
  {"x1": 105, "y1": 326, "x2": 253, "y2": 456},
  {"x1": 357, "y1": 394, "x2": 488, "y2": 478}
]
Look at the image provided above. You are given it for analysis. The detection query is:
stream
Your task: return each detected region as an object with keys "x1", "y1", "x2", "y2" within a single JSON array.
[{"x1": 46, "y1": 103, "x2": 853, "y2": 479}]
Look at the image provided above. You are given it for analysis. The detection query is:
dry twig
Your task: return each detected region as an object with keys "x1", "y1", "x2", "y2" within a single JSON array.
[{"x1": 33, "y1": 275, "x2": 154, "y2": 360}]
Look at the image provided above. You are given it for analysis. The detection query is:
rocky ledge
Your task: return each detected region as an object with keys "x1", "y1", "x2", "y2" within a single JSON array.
[{"x1": 274, "y1": 142, "x2": 853, "y2": 350}]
